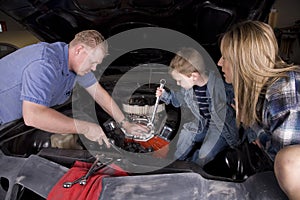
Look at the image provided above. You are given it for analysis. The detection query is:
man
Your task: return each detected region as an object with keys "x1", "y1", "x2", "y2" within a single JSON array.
[{"x1": 0, "y1": 30, "x2": 148, "y2": 147}]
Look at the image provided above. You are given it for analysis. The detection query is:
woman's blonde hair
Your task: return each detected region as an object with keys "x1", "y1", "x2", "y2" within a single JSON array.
[
  {"x1": 69, "y1": 30, "x2": 108, "y2": 55},
  {"x1": 170, "y1": 47, "x2": 206, "y2": 77},
  {"x1": 220, "y1": 20, "x2": 298, "y2": 127}
]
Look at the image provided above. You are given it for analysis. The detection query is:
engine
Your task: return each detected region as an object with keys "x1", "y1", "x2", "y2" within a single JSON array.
[{"x1": 103, "y1": 82, "x2": 178, "y2": 157}]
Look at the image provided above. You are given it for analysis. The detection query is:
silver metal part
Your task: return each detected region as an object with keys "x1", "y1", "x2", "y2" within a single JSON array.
[
  {"x1": 148, "y1": 79, "x2": 166, "y2": 128},
  {"x1": 62, "y1": 155, "x2": 115, "y2": 188}
]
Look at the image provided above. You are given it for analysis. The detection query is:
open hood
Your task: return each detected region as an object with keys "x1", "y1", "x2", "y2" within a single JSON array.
[{"x1": 0, "y1": 0, "x2": 275, "y2": 61}]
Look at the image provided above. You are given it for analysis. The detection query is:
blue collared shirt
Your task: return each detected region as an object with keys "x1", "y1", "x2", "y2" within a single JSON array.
[{"x1": 0, "y1": 42, "x2": 97, "y2": 125}]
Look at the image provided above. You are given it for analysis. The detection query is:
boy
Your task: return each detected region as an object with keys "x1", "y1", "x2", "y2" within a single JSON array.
[{"x1": 156, "y1": 47, "x2": 239, "y2": 167}]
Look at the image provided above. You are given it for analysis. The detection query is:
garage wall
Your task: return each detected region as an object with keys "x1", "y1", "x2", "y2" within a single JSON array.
[
  {"x1": 272, "y1": 0, "x2": 300, "y2": 64},
  {"x1": 0, "y1": 11, "x2": 24, "y2": 31},
  {"x1": 273, "y1": 0, "x2": 300, "y2": 28}
]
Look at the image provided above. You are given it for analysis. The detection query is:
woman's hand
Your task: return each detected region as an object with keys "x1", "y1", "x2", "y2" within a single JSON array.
[{"x1": 252, "y1": 138, "x2": 263, "y2": 149}]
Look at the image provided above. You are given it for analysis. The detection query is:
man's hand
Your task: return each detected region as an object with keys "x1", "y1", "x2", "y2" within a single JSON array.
[
  {"x1": 22, "y1": 100, "x2": 111, "y2": 148},
  {"x1": 77, "y1": 121, "x2": 111, "y2": 148},
  {"x1": 122, "y1": 121, "x2": 150, "y2": 136}
]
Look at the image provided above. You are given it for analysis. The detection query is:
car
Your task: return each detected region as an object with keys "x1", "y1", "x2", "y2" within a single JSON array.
[
  {"x1": 0, "y1": 30, "x2": 40, "y2": 58},
  {"x1": 0, "y1": 12, "x2": 40, "y2": 58},
  {"x1": 0, "y1": 0, "x2": 289, "y2": 199}
]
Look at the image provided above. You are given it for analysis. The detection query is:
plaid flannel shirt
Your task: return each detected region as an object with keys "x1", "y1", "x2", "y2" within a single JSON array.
[{"x1": 247, "y1": 71, "x2": 300, "y2": 160}]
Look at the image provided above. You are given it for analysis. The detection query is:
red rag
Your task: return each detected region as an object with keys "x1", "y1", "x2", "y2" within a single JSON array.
[{"x1": 47, "y1": 160, "x2": 128, "y2": 200}]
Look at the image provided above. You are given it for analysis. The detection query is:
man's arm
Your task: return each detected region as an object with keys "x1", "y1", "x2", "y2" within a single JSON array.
[
  {"x1": 85, "y1": 82, "x2": 126, "y2": 124},
  {"x1": 22, "y1": 100, "x2": 110, "y2": 146},
  {"x1": 85, "y1": 82, "x2": 149, "y2": 134}
]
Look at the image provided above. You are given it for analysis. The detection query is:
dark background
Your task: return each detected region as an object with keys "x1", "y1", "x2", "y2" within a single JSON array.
[{"x1": 0, "y1": 0, "x2": 299, "y2": 64}]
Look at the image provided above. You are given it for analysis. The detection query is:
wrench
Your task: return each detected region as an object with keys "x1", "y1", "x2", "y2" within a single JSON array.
[
  {"x1": 147, "y1": 79, "x2": 166, "y2": 128},
  {"x1": 62, "y1": 155, "x2": 114, "y2": 188},
  {"x1": 63, "y1": 176, "x2": 85, "y2": 188}
]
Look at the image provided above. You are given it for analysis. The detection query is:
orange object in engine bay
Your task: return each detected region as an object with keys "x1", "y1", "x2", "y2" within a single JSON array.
[{"x1": 125, "y1": 135, "x2": 170, "y2": 158}]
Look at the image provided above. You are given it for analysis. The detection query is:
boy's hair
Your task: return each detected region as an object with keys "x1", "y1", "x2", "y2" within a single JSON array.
[
  {"x1": 69, "y1": 30, "x2": 108, "y2": 55},
  {"x1": 170, "y1": 47, "x2": 206, "y2": 77}
]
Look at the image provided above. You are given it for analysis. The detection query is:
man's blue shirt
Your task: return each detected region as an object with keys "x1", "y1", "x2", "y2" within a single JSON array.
[{"x1": 0, "y1": 42, "x2": 97, "y2": 125}]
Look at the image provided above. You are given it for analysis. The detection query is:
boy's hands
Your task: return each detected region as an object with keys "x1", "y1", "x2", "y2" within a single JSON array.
[{"x1": 156, "y1": 87, "x2": 165, "y2": 98}]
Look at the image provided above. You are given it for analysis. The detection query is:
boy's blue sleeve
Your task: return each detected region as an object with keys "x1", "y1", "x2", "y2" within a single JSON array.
[{"x1": 160, "y1": 89, "x2": 184, "y2": 107}]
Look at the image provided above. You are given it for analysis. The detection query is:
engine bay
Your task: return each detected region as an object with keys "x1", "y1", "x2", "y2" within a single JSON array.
[
  {"x1": 0, "y1": 60, "x2": 273, "y2": 180},
  {"x1": 0, "y1": 44, "x2": 285, "y2": 200}
]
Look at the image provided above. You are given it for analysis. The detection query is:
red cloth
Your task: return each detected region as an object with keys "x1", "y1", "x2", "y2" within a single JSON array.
[{"x1": 47, "y1": 161, "x2": 128, "y2": 200}]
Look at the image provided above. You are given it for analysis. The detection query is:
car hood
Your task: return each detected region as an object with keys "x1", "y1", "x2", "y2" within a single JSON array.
[{"x1": 0, "y1": 0, "x2": 275, "y2": 61}]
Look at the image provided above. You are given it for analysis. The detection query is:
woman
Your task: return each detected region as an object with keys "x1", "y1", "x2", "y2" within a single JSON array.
[{"x1": 217, "y1": 20, "x2": 300, "y2": 200}]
